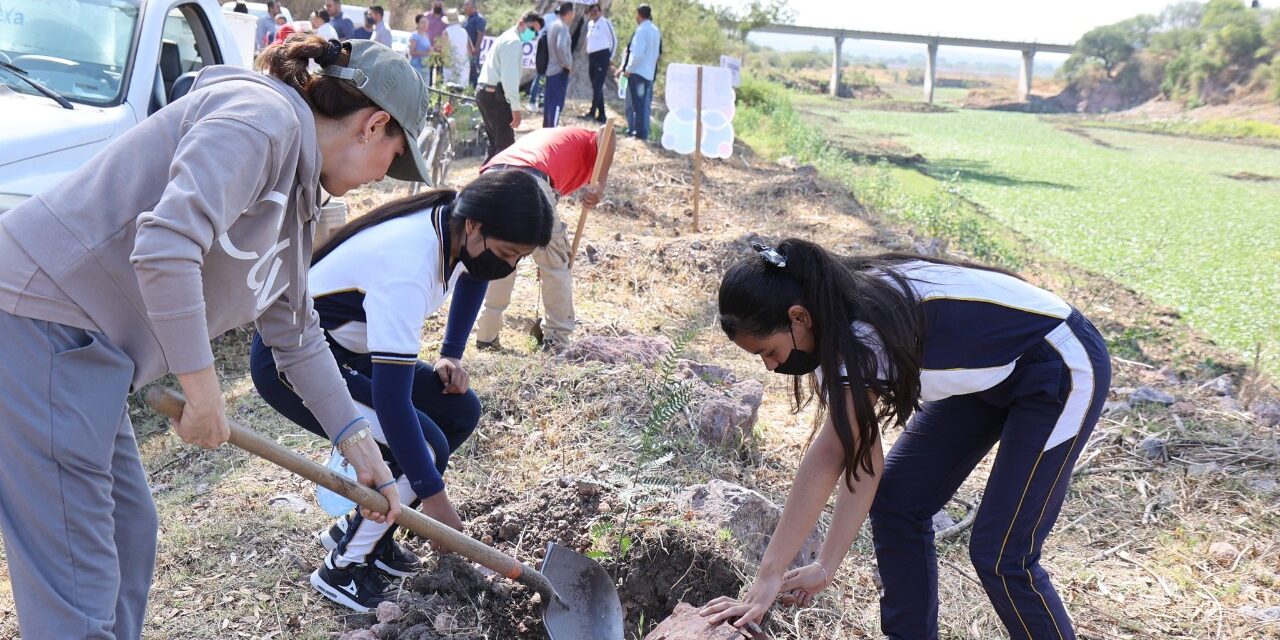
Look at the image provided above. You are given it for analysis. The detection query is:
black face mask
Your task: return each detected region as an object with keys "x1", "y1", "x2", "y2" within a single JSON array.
[
  {"x1": 773, "y1": 325, "x2": 819, "y2": 376},
  {"x1": 459, "y1": 233, "x2": 517, "y2": 281}
]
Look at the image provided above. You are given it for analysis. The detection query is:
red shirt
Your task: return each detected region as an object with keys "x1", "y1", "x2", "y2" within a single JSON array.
[{"x1": 482, "y1": 127, "x2": 598, "y2": 196}]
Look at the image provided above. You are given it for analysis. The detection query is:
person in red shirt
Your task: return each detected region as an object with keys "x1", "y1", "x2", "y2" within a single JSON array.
[{"x1": 474, "y1": 125, "x2": 616, "y2": 351}]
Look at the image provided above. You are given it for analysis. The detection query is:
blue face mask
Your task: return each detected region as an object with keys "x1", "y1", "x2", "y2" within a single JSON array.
[{"x1": 519, "y1": 27, "x2": 537, "y2": 43}]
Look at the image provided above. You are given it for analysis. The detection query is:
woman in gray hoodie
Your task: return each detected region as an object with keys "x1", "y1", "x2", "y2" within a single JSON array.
[{"x1": 0, "y1": 38, "x2": 431, "y2": 639}]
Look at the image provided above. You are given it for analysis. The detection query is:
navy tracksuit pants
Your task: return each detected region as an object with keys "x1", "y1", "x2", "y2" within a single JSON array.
[
  {"x1": 870, "y1": 312, "x2": 1110, "y2": 639},
  {"x1": 249, "y1": 334, "x2": 480, "y2": 554}
]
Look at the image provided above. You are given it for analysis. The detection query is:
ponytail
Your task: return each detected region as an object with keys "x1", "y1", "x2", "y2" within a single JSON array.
[
  {"x1": 312, "y1": 169, "x2": 556, "y2": 265},
  {"x1": 718, "y1": 239, "x2": 925, "y2": 491},
  {"x1": 255, "y1": 35, "x2": 404, "y2": 139}
]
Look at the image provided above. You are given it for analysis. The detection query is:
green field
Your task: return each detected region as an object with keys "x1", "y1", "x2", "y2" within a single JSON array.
[{"x1": 793, "y1": 94, "x2": 1280, "y2": 373}]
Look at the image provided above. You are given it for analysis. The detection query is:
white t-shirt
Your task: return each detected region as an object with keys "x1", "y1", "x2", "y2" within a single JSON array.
[
  {"x1": 308, "y1": 206, "x2": 463, "y2": 361},
  {"x1": 316, "y1": 22, "x2": 339, "y2": 41}
]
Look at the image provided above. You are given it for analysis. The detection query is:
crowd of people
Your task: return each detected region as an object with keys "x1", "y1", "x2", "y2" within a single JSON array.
[{"x1": 0, "y1": 3, "x2": 1110, "y2": 640}]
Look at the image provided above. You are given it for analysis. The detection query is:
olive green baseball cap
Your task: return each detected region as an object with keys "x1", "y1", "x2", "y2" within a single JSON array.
[{"x1": 319, "y1": 39, "x2": 430, "y2": 184}]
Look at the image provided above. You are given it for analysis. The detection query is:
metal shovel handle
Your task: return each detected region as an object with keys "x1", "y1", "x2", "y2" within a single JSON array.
[{"x1": 144, "y1": 387, "x2": 558, "y2": 603}]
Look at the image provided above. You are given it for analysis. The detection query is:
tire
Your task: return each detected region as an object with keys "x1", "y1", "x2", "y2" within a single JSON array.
[{"x1": 431, "y1": 122, "x2": 455, "y2": 187}]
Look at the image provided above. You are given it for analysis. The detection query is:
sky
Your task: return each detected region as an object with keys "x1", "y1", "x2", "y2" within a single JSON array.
[{"x1": 714, "y1": 0, "x2": 1213, "y2": 67}]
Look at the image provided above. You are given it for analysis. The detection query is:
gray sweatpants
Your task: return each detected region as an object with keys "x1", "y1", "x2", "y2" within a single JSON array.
[{"x1": 0, "y1": 309, "x2": 156, "y2": 639}]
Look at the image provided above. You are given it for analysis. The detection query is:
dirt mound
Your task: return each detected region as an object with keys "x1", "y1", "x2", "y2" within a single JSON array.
[
  {"x1": 362, "y1": 481, "x2": 745, "y2": 640},
  {"x1": 613, "y1": 527, "x2": 747, "y2": 638}
]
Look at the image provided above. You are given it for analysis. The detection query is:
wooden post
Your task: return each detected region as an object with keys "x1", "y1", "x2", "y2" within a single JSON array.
[
  {"x1": 692, "y1": 65, "x2": 703, "y2": 232},
  {"x1": 568, "y1": 117, "x2": 616, "y2": 268}
]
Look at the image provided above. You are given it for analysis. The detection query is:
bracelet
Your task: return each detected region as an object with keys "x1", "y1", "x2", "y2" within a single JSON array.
[
  {"x1": 336, "y1": 427, "x2": 371, "y2": 454},
  {"x1": 332, "y1": 417, "x2": 365, "y2": 445},
  {"x1": 375, "y1": 479, "x2": 397, "y2": 491}
]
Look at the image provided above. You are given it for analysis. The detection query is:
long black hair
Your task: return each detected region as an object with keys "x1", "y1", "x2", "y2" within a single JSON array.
[
  {"x1": 720, "y1": 240, "x2": 1027, "y2": 490},
  {"x1": 313, "y1": 169, "x2": 556, "y2": 264}
]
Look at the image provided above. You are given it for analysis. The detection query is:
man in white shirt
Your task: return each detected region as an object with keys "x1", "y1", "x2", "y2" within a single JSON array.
[
  {"x1": 312, "y1": 9, "x2": 339, "y2": 41},
  {"x1": 583, "y1": 4, "x2": 616, "y2": 123},
  {"x1": 476, "y1": 11, "x2": 545, "y2": 158}
]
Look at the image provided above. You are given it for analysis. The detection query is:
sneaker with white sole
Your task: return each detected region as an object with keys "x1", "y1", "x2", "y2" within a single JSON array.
[
  {"x1": 309, "y1": 550, "x2": 394, "y2": 613},
  {"x1": 317, "y1": 512, "x2": 353, "y2": 552},
  {"x1": 372, "y1": 538, "x2": 422, "y2": 578}
]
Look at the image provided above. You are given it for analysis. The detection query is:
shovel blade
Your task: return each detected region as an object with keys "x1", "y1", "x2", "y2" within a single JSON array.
[{"x1": 541, "y1": 543, "x2": 624, "y2": 640}]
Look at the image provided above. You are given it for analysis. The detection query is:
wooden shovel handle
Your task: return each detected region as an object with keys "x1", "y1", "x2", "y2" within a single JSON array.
[
  {"x1": 567, "y1": 117, "x2": 616, "y2": 269},
  {"x1": 144, "y1": 387, "x2": 557, "y2": 600}
]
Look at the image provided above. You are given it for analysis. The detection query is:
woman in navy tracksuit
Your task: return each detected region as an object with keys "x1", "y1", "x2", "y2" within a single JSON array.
[
  {"x1": 250, "y1": 170, "x2": 555, "y2": 613},
  {"x1": 701, "y1": 238, "x2": 1110, "y2": 639}
]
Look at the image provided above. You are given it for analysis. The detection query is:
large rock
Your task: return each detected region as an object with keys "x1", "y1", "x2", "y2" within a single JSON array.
[
  {"x1": 558, "y1": 335, "x2": 673, "y2": 367},
  {"x1": 1130, "y1": 386, "x2": 1176, "y2": 406},
  {"x1": 644, "y1": 603, "x2": 761, "y2": 640},
  {"x1": 1251, "y1": 400, "x2": 1280, "y2": 427},
  {"x1": 678, "y1": 480, "x2": 822, "y2": 570},
  {"x1": 695, "y1": 380, "x2": 764, "y2": 446}
]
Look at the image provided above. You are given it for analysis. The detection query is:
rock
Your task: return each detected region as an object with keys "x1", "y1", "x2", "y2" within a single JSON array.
[
  {"x1": 433, "y1": 611, "x2": 458, "y2": 632},
  {"x1": 912, "y1": 237, "x2": 945, "y2": 257},
  {"x1": 1215, "y1": 396, "x2": 1242, "y2": 412},
  {"x1": 678, "y1": 479, "x2": 821, "y2": 570},
  {"x1": 278, "y1": 547, "x2": 311, "y2": 573},
  {"x1": 370, "y1": 623, "x2": 390, "y2": 636},
  {"x1": 1137, "y1": 436, "x2": 1169, "y2": 462},
  {"x1": 498, "y1": 522, "x2": 521, "y2": 541},
  {"x1": 376, "y1": 600, "x2": 402, "y2": 623},
  {"x1": 931, "y1": 509, "x2": 957, "y2": 532},
  {"x1": 644, "y1": 602, "x2": 759, "y2": 640},
  {"x1": 777, "y1": 155, "x2": 799, "y2": 170},
  {"x1": 678, "y1": 360, "x2": 738, "y2": 385},
  {"x1": 1102, "y1": 401, "x2": 1131, "y2": 414},
  {"x1": 597, "y1": 501, "x2": 611, "y2": 514},
  {"x1": 1155, "y1": 366, "x2": 1181, "y2": 384},
  {"x1": 1208, "y1": 541, "x2": 1239, "y2": 566},
  {"x1": 691, "y1": 240, "x2": 704, "y2": 251},
  {"x1": 558, "y1": 335, "x2": 673, "y2": 366},
  {"x1": 585, "y1": 244, "x2": 599, "y2": 264},
  {"x1": 794, "y1": 164, "x2": 818, "y2": 176},
  {"x1": 614, "y1": 232, "x2": 623, "y2": 241},
  {"x1": 267, "y1": 494, "x2": 310, "y2": 514},
  {"x1": 575, "y1": 479, "x2": 602, "y2": 497},
  {"x1": 1130, "y1": 386, "x2": 1176, "y2": 406},
  {"x1": 1239, "y1": 606, "x2": 1280, "y2": 622},
  {"x1": 1187, "y1": 462, "x2": 1219, "y2": 477},
  {"x1": 1251, "y1": 400, "x2": 1280, "y2": 427},
  {"x1": 338, "y1": 630, "x2": 378, "y2": 640},
  {"x1": 1246, "y1": 477, "x2": 1278, "y2": 493},
  {"x1": 695, "y1": 379, "x2": 764, "y2": 446},
  {"x1": 1200, "y1": 374, "x2": 1235, "y2": 397}
]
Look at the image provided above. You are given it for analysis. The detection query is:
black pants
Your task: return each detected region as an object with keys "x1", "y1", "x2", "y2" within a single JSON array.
[
  {"x1": 476, "y1": 86, "x2": 515, "y2": 161},
  {"x1": 587, "y1": 49, "x2": 611, "y2": 119}
]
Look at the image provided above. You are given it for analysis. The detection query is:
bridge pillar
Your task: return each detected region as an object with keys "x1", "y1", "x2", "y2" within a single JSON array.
[
  {"x1": 923, "y1": 42, "x2": 938, "y2": 103},
  {"x1": 1018, "y1": 49, "x2": 1035, "y2": 101},
  {"x1": 830, "y1": 34, "x2": 844, "y2": 97}
]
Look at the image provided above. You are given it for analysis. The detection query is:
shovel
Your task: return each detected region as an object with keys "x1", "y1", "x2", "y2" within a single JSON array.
[{"x1": 145, "y1": 387, "x2": 624, "y2": 640}]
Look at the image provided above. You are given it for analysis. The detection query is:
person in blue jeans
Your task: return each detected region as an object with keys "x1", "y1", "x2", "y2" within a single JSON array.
[
  {"x1": 619, "y1": 4, "x2": 660, "y2": 139},
  {"x1": 251, "y1": 171, "x2": 555, "y2": 614},
  {"x1": 541, "y1": 3, "x2": 575, "y2": 127},
  {"x1": 701, "y1": 239, "x2": 1111, "y2": 640}
]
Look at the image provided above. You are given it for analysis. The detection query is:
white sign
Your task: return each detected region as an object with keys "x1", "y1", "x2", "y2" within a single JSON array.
[
  {"x1": 720, "y1": 55, "x2": 741, "y2": 88},
  {"x1": 477, "y1": 35, "x2": 537, "y2": 70},
  {"x1": 660, "y1": 63, "x2": 736, "y2": 159}
]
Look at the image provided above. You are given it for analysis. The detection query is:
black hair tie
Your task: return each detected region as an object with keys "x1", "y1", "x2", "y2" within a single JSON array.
[{"x1": 316, "y1": 39, "x2": 343, "y2": 67}]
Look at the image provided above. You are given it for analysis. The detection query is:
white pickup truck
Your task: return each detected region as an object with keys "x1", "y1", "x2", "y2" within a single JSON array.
[{"x1": 0, "y1": 0, "x2": 254, "y2": 213}]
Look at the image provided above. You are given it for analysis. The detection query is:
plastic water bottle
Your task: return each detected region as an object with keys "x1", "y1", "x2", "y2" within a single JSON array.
[
  {"x1": 317, "y1": 450, "x2": 358, "y2": 517},
  {"x1": 617, "y1": 74, "x2": 628, "y2": 100}
]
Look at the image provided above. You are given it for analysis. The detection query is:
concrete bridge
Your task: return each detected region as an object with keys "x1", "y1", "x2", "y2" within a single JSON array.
[{"x1": 752, "y1": 24, "x2": 1075, "y2": 103}]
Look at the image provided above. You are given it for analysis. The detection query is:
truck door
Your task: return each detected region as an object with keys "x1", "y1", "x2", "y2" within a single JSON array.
[{"x1": 150, "y1": 2, "x2": 224, "y2": 114}]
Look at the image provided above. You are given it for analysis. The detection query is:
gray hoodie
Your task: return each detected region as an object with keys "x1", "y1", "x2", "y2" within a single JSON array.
[{"x1": 0, "y1": 66, "x2": 360, "y2": 439}]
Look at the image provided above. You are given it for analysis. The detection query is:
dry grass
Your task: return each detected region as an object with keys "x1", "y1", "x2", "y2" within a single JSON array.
[{"x1": 1, "y1": 101, "x2": 1277, "y2": 639}]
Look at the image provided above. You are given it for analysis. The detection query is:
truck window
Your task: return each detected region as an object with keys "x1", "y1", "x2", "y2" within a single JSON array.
[
  {"x1": 161, "y1": 4, "x2": 221, "y2": 82},
  {"x1": 0, "y1": 0, "x2": 142, "y2": 107}
]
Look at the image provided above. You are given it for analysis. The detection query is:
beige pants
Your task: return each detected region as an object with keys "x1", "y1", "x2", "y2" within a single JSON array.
[{"x1": 475, "y1": 219, "x2": 575, "y2": 344}]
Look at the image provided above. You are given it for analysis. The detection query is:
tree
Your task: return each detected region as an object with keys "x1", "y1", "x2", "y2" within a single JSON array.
[
  {"x1": 1073, "y1": 24, "x2": 1136, "y2": 78},
  {"x1": 1160, "y1": 1, "x2": 1207, "y2": 30}
]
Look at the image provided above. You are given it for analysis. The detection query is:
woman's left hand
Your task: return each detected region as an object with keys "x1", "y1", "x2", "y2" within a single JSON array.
[
  {"x1": 699, "y1": 570, "x2": 783, "y2": 629},
  {"x1": 434, "y1": 357, "x2": 469, "y2": 394},
  {"x1": 777, "y1": 562, "x2": 833, "y2": 608}
]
